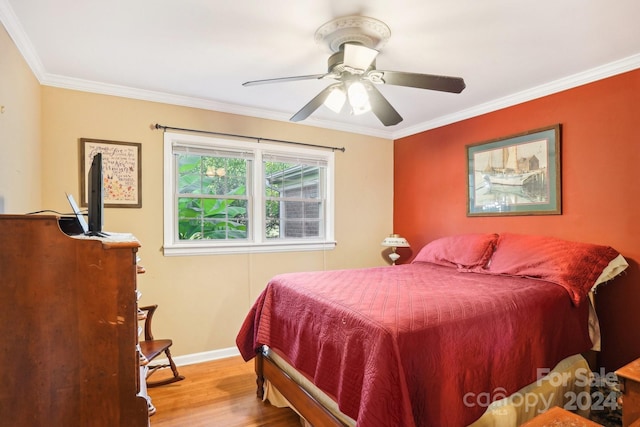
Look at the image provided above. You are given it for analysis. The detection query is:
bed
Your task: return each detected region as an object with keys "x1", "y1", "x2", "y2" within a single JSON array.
[{"x1": 236, "y1": 233, "x2": 628, "y2": 427}]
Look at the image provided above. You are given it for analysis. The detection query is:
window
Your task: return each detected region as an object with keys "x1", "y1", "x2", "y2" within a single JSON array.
[
  {"x1": 163, "y1": 132, "x2": 335, "y2": 255},
  {"x1": 175, "y1": 147, "x2": 251, "y2": 241},
  {"x1": 263, "y1": 154, "x2": 325, "y2": 240}
]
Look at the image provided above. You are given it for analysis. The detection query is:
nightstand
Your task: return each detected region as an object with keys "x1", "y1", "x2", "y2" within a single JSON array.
[
  {"x1": 520, "y1": 406, "x2": 601, "y2": 426},
  {"x1": 616, "y1": 357, "x2": 640, "y2": 427}
]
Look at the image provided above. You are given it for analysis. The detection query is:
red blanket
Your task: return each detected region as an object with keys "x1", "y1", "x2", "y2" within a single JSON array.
[{"x1": 236, "y1": 263, "x2": 592, "y2": 427}]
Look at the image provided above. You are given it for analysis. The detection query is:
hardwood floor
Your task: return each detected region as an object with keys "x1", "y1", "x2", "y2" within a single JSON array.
[
  {"x1": 146, "y1": 356, "x2": 621, "y2": 427},
  {"x1": 147, "y1": 356, "x2": 302, "y2": 427}
]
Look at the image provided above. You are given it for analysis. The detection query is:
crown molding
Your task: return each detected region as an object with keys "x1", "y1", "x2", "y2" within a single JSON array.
[
  {"x1": 0, "y1": 0, "x2": 394, "y2": 140},
  {"x1": 393, "y1": 53, "x2": 640, "y2": 139},
  {"x1": 40, "y1": 72, "x2": 396, "y2": 139},
  {"x1": 37, "y1": 55, "x2": 640, "y2": 141},
  {"x1": 2, "y1": 0, "x2": 638, "y2": 141},
  {"x1": 0, "y1": 0, "x2": 46, "y2": 78}
]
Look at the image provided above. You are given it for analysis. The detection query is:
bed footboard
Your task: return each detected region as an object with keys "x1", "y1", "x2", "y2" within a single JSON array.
[{"x1": 255, "y1": 349, "x2": 347, "y2": 427}]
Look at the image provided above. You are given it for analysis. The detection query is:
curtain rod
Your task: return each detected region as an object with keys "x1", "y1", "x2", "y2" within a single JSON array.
[{"x1": 153, "y1": 123, "x2": 346, "y2": 152}]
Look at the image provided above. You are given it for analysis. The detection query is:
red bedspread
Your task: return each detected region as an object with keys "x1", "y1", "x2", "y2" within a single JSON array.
[{"x1": 236, "y1": 263, "x2": 592, "y2": 427}]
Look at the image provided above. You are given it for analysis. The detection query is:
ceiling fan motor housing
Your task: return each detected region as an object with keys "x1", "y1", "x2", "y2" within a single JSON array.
[{"x1": 327, "y1": 47, "x2": 377, "y2": 75}]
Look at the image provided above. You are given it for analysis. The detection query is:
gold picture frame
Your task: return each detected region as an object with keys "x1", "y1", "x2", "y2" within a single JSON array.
[
  {"x1": 80, "y1": 138, "x2": 142, "y2": 208},
  {"x1": 466, "y1": 124, "x2": 561, "y2": 216}
]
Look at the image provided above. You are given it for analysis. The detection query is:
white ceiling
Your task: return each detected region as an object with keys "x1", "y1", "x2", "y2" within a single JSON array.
[{"x1": 2, "y1": 0, "x2": 640, "y2": 139}]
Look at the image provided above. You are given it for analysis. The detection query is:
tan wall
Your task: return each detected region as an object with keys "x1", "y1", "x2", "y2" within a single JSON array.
[
  {"x1": 40, "y1": 87, "x2": 394, "y2": 357},
  {"x1": 0, "y1": 25, "x2": 41, "y2": 213}
]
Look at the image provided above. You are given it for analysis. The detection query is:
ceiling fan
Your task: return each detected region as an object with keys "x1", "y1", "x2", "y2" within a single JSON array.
[{"x1": 242, "y1": 16, "x2": 466, "y2": 127}]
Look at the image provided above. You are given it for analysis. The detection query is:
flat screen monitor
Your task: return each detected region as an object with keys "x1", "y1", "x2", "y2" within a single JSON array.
[{"x1": 88, "y1": 152, "x2": 104, "y2": 236}]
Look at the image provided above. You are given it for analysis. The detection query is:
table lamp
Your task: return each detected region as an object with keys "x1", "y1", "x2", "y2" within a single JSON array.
[{"x1": 381, "y1": 234, "x2": 410, "y2": 265}]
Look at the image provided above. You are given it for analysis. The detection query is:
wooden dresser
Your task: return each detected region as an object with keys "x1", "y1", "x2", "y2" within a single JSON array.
[
  {"x1": 520, "y1": 406, "x2": 601, "y2": 426},
  {"x1": 0, "y1": 215, "x2": 149, "y2": 426}
]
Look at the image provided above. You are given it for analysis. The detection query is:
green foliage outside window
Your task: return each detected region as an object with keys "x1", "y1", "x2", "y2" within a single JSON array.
[
  {"x1": 176, "y1": 154, "x2": 322, "y2": 241},
  {"x1": 177, "y1": 154, "x2": 249, "y2": 240}
]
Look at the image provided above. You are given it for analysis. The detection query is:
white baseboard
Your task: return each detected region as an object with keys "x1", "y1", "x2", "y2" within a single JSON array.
[{"x1": 151, "y1": 346, "x2": 241, "y2": 367}]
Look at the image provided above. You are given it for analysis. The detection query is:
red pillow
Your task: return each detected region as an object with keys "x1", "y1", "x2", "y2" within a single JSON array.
[
  {"x1": 412, "y1": 233, "x2": 499, "y2": 269},
  {"x1": 486, "y1": 233, "x2": 621, "y2": 305}
]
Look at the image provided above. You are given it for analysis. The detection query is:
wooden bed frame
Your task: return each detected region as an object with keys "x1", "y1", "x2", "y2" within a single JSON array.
[
  {"x1": 255, "y1": 349, "x2": 348, "y2": 427},
  {"x1": 254, "y1": 348, "x2": 596, "y2": 427}
]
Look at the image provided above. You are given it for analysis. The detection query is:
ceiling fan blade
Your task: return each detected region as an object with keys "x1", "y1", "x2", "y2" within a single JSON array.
[
  {"x1": 365, "y1": 83, "x2": 403, "y2": 127},
  {"x1": 343, "y1": 43, "x2": 379, "y2": 71},
  {"x1": 290, "y1": 84, "x2": 339, "y2": 122},
  {"x1": 375, "y1": 70, "x2": 466, "y2": 93},
  {"x1": 243, "y1": 74, "x2": 326, "y2": 87}
]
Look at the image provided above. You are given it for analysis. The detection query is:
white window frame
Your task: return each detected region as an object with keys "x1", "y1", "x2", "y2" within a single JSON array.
[{"x1": 163, "y1": 132, "x2": 336, "y2": 256}]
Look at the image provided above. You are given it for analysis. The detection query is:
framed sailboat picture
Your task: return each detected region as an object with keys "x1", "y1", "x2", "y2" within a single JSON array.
[{"x1": 466, "y1": 124, "x2": 561, "y2": 216}]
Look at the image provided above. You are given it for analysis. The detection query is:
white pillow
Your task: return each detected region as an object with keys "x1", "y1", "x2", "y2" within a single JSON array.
[{"x1": 592, "y1": 254, "x2": 629, "y2": 292}]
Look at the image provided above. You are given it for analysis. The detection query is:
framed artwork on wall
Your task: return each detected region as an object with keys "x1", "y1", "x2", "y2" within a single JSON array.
[
  {"x1": 80, "y1": 138, "x2": 142, "y2": 208},
  {"x1": 466, "y1": 124, "x2": 561, "y2": 216}
]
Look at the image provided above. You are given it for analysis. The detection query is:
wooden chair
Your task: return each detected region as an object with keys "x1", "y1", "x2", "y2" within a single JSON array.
[{"x1": 138, "y1": 304, "x2": 185, "y2": 387}]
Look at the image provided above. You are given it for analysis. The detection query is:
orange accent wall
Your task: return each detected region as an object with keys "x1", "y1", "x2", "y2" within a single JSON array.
[{"x1": 394, "y1": 68, "x2": 640, "y2": 370}]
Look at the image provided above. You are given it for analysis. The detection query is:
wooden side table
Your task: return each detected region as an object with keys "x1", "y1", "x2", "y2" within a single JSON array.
[
  {"x1": 616, "y1": 358, "x2": 640, "y2": 427},
  {"x1": 520, "y1": 406, "x2": 601, "y2": 426}
]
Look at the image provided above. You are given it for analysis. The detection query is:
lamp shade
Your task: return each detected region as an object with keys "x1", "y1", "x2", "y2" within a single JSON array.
[{"x1": 381, "y1": 234, "x2": 410, "y2": 248}]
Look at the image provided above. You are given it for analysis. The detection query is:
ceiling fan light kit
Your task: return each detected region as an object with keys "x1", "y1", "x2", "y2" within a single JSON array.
[
  {"x1": 243, "y1": 15, "x2": 466, "y2": 127},
  {"x1": 346, "y1": 81, "x2": 371, "y2": 115},
  {"x1": 324, "y1": 85, "x2": 346, "y2": 113}
]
